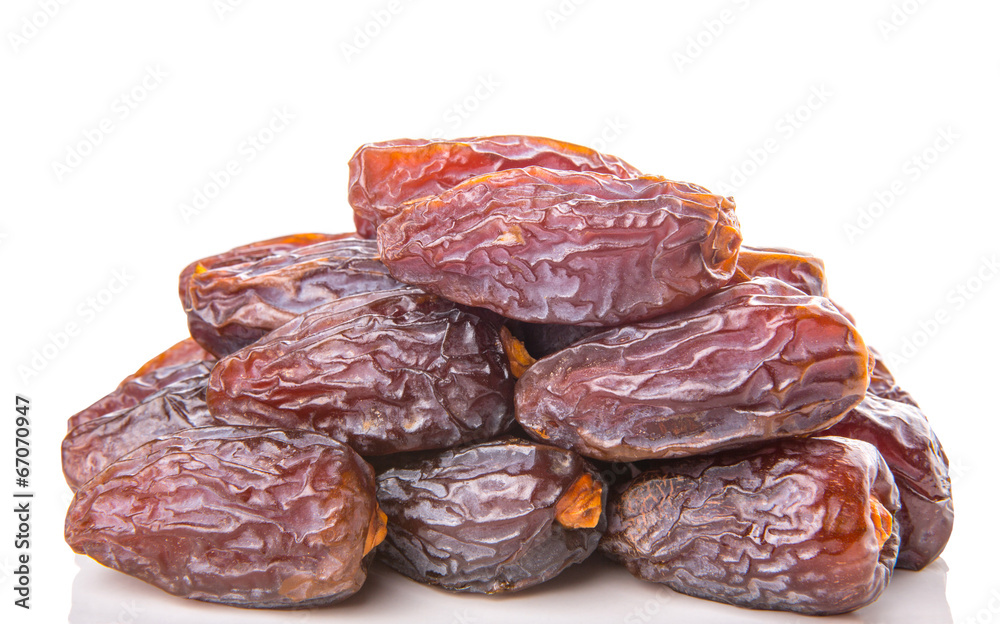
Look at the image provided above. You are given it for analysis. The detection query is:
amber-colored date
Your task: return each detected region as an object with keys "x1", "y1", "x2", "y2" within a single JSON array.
[
  {"x1": 123, "y1": 338, "x2": 215, "y2": 383},
  {"x1": 207, "y1": 290, "x2": 515, "y2": 455},
  {"x1": 65, "y1": 426, "x2": 385, "y2": 608},
  {"x1": 182, "y1": 235, "x2": 406, "y2": 357},
  {"x1": 62, "y1": 369, "x2": 217, "y2": 491},
  {"x1": 821, "y1": 394, "x2": 952, "y2": 570},
  {"x1": 67, "y1": 359, "x2": 214, "y2": 432},
  {"x1": 378, "y1": 166, "x2": 741, "y2": 326},
  {"x1": 348, "y1": 135, "x2": 643, "y2": 238},
  {"x1": 735, "y1": 245, "x2": 829, "y2": 296},
  {"x1": 601, "y1": 436, "x2": 900, "y2": 615},
  {"x1": 515, "y1": 278, "x2": 871, "y2": 462},
  {"x1": 65, "y1": 427, "x2": 385, "y2": 608},
  {"x1": 376, "y1": 437, "x2": 605, "y2": 593},
  {"x1": 178, "y1": 232, "x2": 344, "y2": 309}
]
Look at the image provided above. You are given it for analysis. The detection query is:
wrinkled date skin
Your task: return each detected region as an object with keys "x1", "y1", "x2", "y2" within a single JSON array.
[
  {"x1": 376, "y1": 437, "x2": 606, "y2": 593},
  {"x1": 65, "y1": 426, "x2": 386, "y2": 608},
  {"x1": 600, "y1": 436, "x2": 900, "y2": 615},
  {"x1": 67, "y1": 359, "x2": 215, "y2": 432},
  {"x1": 62, "y1": 370, "x2": 219, "y2": 491},
  {"x1": 515, "y1": 278, "x2": 871, "y2": 462},
  {"x1": 182, "y1": 235, "x2": 406, "y2": 357},
  {"x1": 378, "y1": 166, "x2": 741, "y2": 325},
  {"x1": 735, "y1": 245, "x2": 829, "y2": 297},
  {"x1": 348, "y1": 135, "x2": 643, "y2": 238},
  {"x1": 123, "y1": 338, "x2": 215, "y2": 383},
  {"x1": 821, "y1": 394, "x2": 952, "y2": 570},
  {"x1": 207, "y1": 290, "x2": 515, "y2": 455},
  {"x1": 178, "y1": 232, "x2": 344, "y2": 309}
]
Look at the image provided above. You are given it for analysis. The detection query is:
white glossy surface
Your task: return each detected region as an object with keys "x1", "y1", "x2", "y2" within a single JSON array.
[{"x1": 2, "y1": 1, "x2": 998, "y2": 622}]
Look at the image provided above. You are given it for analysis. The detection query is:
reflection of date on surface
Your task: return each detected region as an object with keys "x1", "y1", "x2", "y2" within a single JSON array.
[{"x1": 15, "y1": 396, "x2": 30, "y2": 488}]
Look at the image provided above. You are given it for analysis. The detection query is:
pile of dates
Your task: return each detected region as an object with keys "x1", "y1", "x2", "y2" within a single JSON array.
[{"x1": 62, "y1": 135, "x2": 952, "y2": 615}]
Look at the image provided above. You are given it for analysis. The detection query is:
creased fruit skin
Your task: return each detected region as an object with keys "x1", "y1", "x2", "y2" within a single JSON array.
[
  {"x1": 182, "y1": 235, "x2": 406, "y2": 357},
  {"x1": 820, "y1": 394, "x2": 952, "y2": 570},
  {"x1": 348, "y1": 135, "x2": 644, "y2": 238},
  {"x1": 207, "y1": 290, "x2": 515, "y2": 456},
  {"x1": 178, "y1": 232, "x2": 344, "y2": 310},
  {"x1": 375, "y1": 437, "x2": 606, "y2": 593},
  {"x1": 600, "y1": 436, "x2": 900, "y2": 615},
  {"x1": 65, "y1": 426, "x2": 382, "y2": 609},
  {"x1": 378, "y1": 166, "x2": 741, "y2": 325},
  {"x1": 62, "y1": 370, "x2": 218, "y2": 491},
  {"x1": 515, "y1": 278, "x2": 871, "y2": 462},
  {"x1": 735, "y1": 245, "x2": 829, "y2": 296},
  {"x1": 67, "y1": 359, "x2": 214, "y2": 432},
  {"x1": 124, "y1": 338, "x2": 215, "y2": 383}
]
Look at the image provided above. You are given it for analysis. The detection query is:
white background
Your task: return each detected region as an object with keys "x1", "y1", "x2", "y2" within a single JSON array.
[{"x1": 2, "y1": 1, "x2": 998, "y2": 622}]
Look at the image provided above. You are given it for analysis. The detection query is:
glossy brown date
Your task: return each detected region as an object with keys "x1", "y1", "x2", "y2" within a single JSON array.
[
  {"x1": 62, "y1": 369, "x2": 217, "y2": 491},
  {"x1": 178, "y1": 232, "x2": 344, "y2": 310},
  {"x1": 65, "y1": 426, "x2": 385, "y2": 608},
  {"x1": 600, "y1": 436, "x2": 900, "y2": 615},
  {"x1": 378, "y1": 166, "x2": 741, "y2": 325},
  {"x1": 735, "y1": 245, "x2": 829, "y2": 296},
  {"x1": 375, "y1": 437, "x2": 605, "y2": 593},
  {"x1": 515, "y1": 278, "x2": 871, "y2": 462},
  {"x1": 348, "y1": 135, "x2": 643, "y2": 238},
  {"x1": 820, "y1": 394, "x2": 952, "y2": 570},
  {"x1": 182, "y1": 235, "x2": 406, "y2": 357},
  {"x1": 123, "y1": 338, "x2": 215, "y2": 383},
  {"x1": 207, "y1": 290, "x2": 515, "y2": 455},
  {"x1": 67, "y1": 359, "x2": 215, "y2": 432}
]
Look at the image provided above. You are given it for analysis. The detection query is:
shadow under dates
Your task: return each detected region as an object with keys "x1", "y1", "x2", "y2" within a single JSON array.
[{"x1": 70, "y1": 554, "x2": 952, "y2": 623}]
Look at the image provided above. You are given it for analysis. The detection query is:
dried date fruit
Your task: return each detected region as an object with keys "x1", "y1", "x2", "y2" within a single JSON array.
[
  {"x1": 123, "y1": 338, "x2": 215, "y2": 383},
  {"x1": 207, "y1": 289, "x2": 515, "y2": 455},
  {"x1": 515, "y1": 278, "x2": 871, "y2": 461},
  {"x1": 182, "y1": 235, "x2": 407, "y2": 357},
  {"x1": 348, "y1": 135, "x2": 643, "y2": 238},
  {"x1": 65, "y1": 426, "x2": 385, "y2": 608},
  {"x1": 820, "y1": 394, "x2": 952, "y2": 570},
  {"x1": 67, "y1": 359, "x2": 215, "y2": 431},
  {"x1": 375, "y1": 437, "x2": 605, "y2": 593},
  {"x1": 378, "y1": 166, "x2": 741, "y2": 325},
  {"x1": 735, "y1": 245, "x2": 829, "y2": 297},
  {"x1": 62, "y1": 370, "x2": 218, "y2": 491},
  {"x1": 600, "y1": 436, "x2": 900, "y2": 615},
  {"x1": 178, "y1": 232, "x2": 344, "y2": 309}
]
